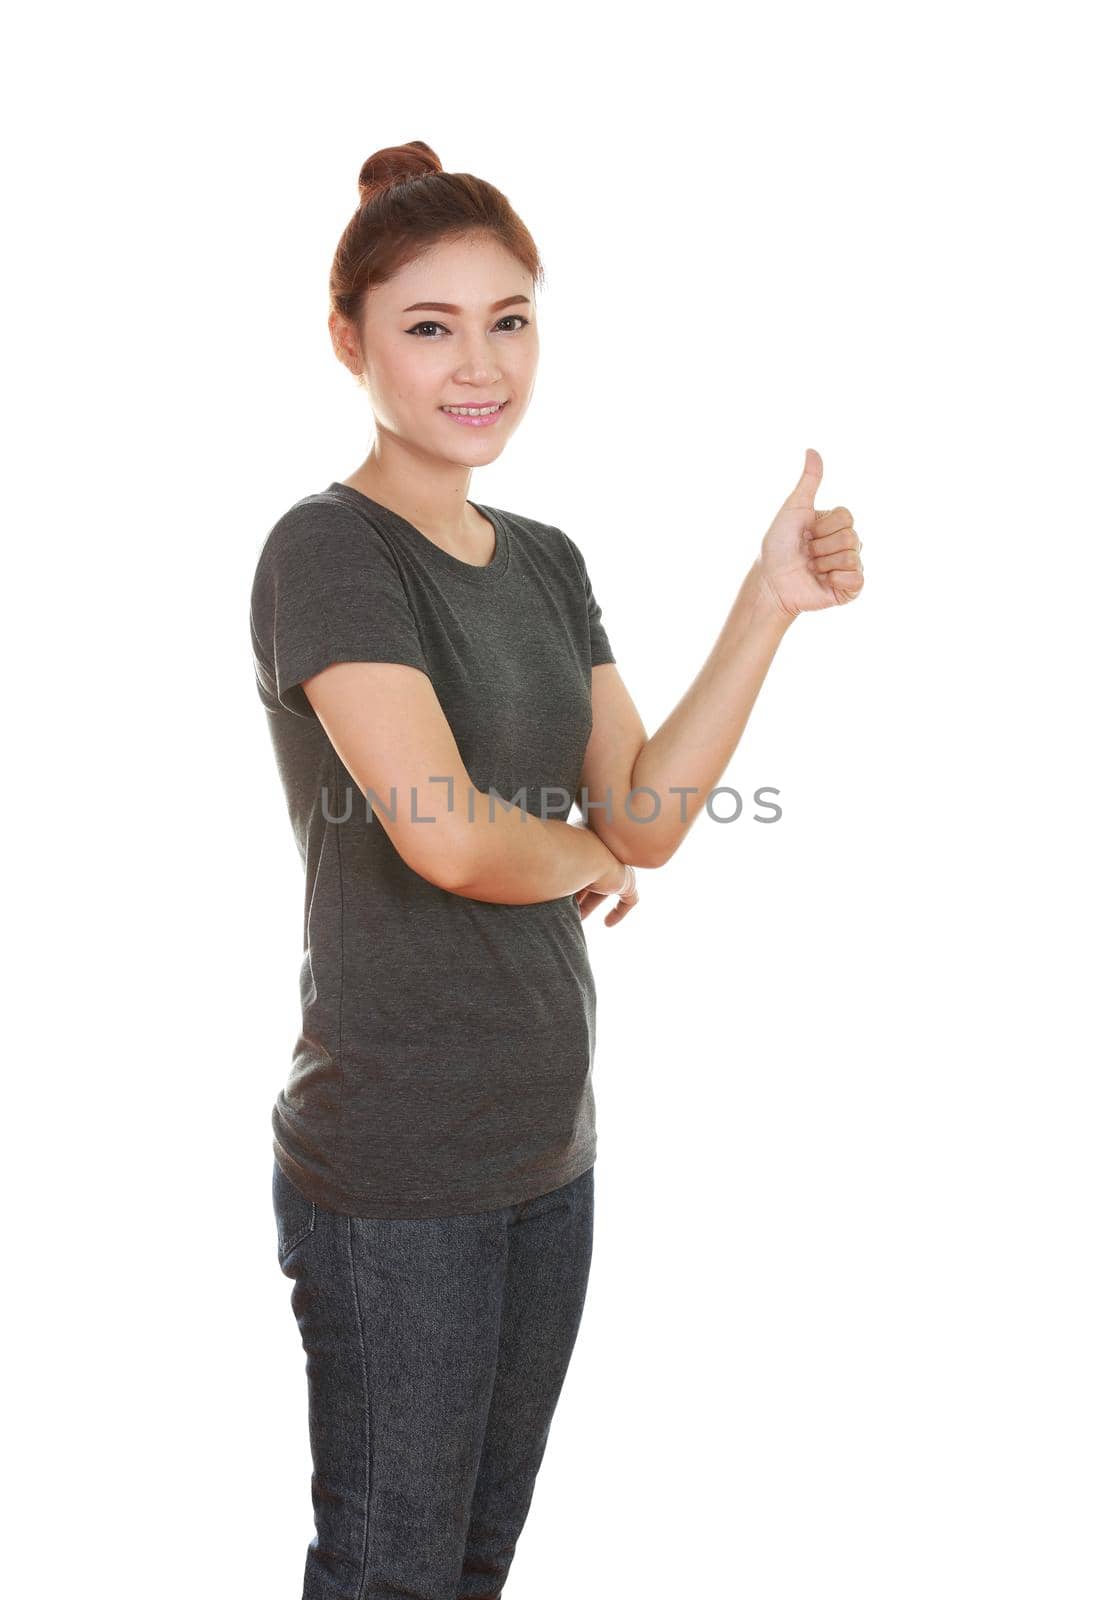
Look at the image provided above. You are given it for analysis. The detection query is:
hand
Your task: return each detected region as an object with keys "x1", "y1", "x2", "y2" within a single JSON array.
[
  {"x1": 575, "y1": 861, "x2": 639, "y2": 927},
  {"x1": 754, "y1": 448, "x2": 865, "y2": 620}
]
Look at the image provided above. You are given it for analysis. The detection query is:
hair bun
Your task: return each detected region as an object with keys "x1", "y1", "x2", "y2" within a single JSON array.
[{"x1": 357, "y1": 140, "x2": 443, "y2": 205}]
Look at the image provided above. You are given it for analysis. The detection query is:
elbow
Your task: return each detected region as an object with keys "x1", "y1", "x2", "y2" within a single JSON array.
[
  {"x1": 633, "y1": 842, "x2": 673, "y2": 871},
  {"x1": 396, "y1": 822, "x2": 480, "y2": 897},
  {"x1": 618, "y1": 830, "x2": 673, "y2": 872},
  {"x1": 428, "y1": 827, "x2": 491, "y2": 898},
  {"x1": 593, "y1": 818, "x2": 672, "y2": 873},
  {"x1": 629, "y1": 822, "x2": 691, "y2": 871}
]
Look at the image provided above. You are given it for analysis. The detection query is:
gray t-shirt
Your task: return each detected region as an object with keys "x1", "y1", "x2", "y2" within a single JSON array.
[{"x1": 249, "y1": 482, "x2": 615, "y2": 1218}]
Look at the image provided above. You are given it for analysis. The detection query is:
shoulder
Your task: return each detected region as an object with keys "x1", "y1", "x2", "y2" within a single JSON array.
[
  {"x1": 257, "y1": 489, "x2": 389, "y2": 560},
  {"x1": 251, "y1": 490, "x2": 398, "y2": 596}
]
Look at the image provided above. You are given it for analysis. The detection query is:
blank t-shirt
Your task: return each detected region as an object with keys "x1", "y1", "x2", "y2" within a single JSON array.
[{"x1": 249, "y1": 482, "x2": 615, "y2": 1218}]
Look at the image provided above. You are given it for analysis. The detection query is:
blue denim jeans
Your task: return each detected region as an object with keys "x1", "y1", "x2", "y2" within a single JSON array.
[{"x1": 272, "y1": 1157, "x2": 596, "y2": 1599}]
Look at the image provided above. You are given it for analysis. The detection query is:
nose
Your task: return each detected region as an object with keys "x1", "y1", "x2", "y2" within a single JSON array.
[{"x1": 452, "y1": 341, "x2": 503, "y2": 388}]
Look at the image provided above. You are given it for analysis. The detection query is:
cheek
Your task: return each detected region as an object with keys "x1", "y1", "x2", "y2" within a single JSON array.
[
  {"x1": 518, "y1": 335, "x2": 539, "y2": 374},
  {"x1": 371, "y1": 344, "x2": 441, "y2": 409},
  {"x1": 504, "y1": 350, "x2": 537, "y2": 404},
  {"x1": 378, "y1": 379, "x2": 438, "y2": 428}
]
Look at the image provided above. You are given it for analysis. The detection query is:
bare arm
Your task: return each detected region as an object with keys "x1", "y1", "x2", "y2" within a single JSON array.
[
  {"x1": 580, "y1": 562, "x2": 791, "y2": 869},
  {"x1": 628, "y1": 562, "x2": 791, "y2": 863},
  {"x1": 302, "y1": 660, "x2": 629, "y2": 904},
  {"x1": 579, "y1": 449, "x2": 864, "y2": 870}
]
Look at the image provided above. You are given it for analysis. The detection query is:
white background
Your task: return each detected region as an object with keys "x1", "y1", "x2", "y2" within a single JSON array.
[{"x1": 6, "y1": 3, "x2": 1092, "y2": 1596}]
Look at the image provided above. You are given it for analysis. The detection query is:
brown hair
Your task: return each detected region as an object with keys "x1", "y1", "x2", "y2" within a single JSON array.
[{"x1": 329, "y1": 140, "x2": 545, "y2": 334}]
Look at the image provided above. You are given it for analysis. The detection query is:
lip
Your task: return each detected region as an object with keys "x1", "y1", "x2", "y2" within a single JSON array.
[{"x1": 438, "y1": 398, "x2": 509, "y2": 429}]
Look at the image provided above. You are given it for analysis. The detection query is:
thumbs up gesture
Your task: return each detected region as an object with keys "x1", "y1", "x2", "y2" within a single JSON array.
[{"x1": 755, "y1": 449, "x2": 865, "y2": 619}]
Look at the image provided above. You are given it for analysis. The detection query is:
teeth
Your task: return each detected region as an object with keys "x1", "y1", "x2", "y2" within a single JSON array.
[{"x1": 442, "y1": 403, "x2": 502, "y2": 416}]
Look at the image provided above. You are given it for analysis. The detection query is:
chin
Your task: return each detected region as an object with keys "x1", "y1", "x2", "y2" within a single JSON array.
[
  {"x1": 449, "y1": 441, "x2": 507, "y2": 468},
  {"x1": 434, "y1": 425, "x2": 510, "y2": 464}
]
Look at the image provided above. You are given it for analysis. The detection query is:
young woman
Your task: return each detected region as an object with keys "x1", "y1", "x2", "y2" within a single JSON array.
[{"x1": 250, "y1": 139, "x2": 864, "y2": 1600}]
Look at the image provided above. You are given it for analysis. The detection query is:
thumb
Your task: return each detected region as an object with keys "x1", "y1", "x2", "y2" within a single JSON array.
[{"x1": 783, "y1": 447, "x2": 823, "y2": 512}]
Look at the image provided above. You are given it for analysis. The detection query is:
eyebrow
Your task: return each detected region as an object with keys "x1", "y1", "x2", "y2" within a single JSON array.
[{"x1": 401, "y1": 295, "x2": 531, "y2": 314}]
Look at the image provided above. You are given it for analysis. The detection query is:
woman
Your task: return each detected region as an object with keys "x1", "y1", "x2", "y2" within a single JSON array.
[{"x1": 250, "y1": 140, "x2": 864, "y2": 1600}]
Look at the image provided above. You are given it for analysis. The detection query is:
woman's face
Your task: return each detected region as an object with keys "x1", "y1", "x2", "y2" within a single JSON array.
[{"x1": 338, "y1": 233, "x2": 539, "y2": 466}]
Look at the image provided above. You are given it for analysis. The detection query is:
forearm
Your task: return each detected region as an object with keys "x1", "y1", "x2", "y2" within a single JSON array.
[
  {"x1": 624, "y1": 561, "x2": 794, "y2": 866},
  {"x1": 448, "y1": 796, "x2": 622, "y2": 905}
]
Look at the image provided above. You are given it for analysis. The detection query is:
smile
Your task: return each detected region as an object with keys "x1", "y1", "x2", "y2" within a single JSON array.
[{"x1": 439, "y1": 400, "x2": 509, "y2": 428}]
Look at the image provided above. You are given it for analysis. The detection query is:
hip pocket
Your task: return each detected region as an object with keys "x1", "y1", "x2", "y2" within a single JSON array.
[{"x1": 272, "y1": 1159, "x2": 316, "y2": 1267}]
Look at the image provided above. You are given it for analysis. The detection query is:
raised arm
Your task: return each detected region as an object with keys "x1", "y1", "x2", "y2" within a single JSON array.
[
  {"x1": 579, "y1": 450, "x2": 864, "y2": 869},
  {"x1": 577, "y1": 572, "x2": 790, "y2": 868}
]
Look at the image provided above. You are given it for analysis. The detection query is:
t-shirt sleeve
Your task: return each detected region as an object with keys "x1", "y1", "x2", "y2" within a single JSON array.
[
  {"x1": 250, "y1": 497, "x2": 432, "y2": 718},
  {"x1": 561, "y1": 531, "x2": 616, "y2": 668}
]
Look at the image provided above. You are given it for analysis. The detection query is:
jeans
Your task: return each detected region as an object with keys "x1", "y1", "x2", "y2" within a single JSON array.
[{"x1": 272, "y1": 1157, "x2": 596, "y2": 1599}]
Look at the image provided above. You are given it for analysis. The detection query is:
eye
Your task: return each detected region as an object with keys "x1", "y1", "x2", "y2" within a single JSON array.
[{"x1": 404, "y1": 314, "x2": 532, "y2": 339}]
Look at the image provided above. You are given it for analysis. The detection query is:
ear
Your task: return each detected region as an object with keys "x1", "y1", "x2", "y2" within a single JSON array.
[{"x1": 329, "y1": 311, "x2": 363, "y2": 376}]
